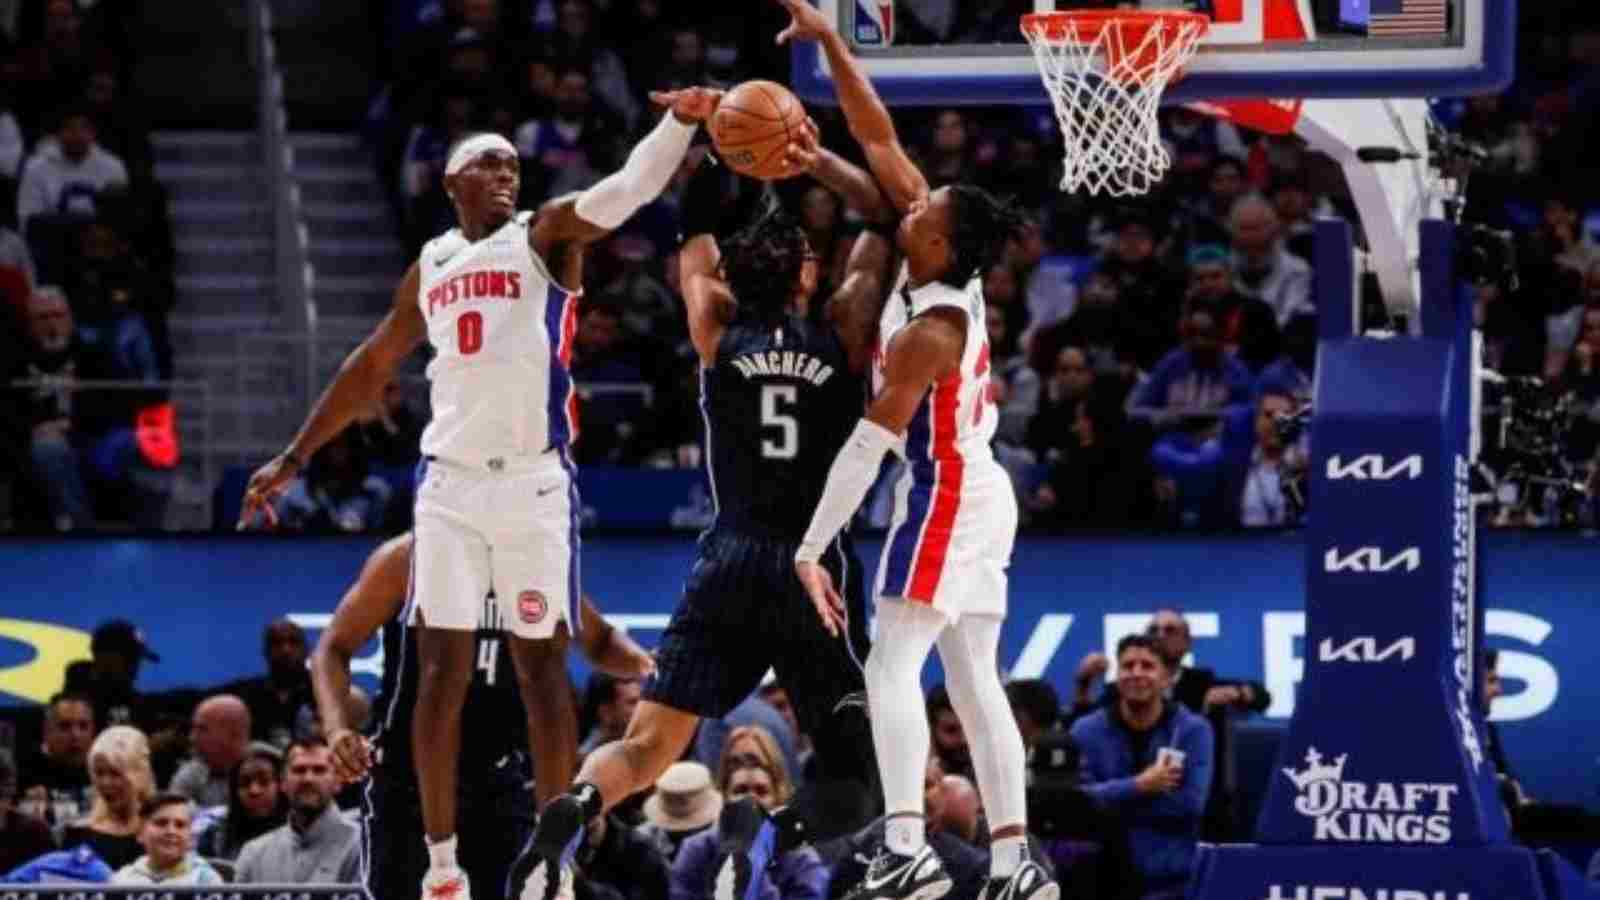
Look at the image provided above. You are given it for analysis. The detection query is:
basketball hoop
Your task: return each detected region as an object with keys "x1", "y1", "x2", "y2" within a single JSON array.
[{"x1": 1021, "y1": 10, "x2": 1209, "y2": 196}]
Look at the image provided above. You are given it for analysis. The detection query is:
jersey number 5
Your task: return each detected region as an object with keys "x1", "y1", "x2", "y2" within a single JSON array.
[
  {"x1": 760, "y1": 384, "x2": 798, "y2": 460},
  {"x1": 458, "y1": 311, "x2": 484, "y2": 355}
]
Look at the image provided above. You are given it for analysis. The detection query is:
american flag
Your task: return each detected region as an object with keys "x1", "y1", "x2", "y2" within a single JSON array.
[{"x1": 1369, "y1": 0, "x2": 1449, "y2": 37}]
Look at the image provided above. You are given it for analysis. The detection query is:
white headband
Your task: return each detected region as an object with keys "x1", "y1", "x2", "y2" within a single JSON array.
[{"x1": 445, "y1": 133, "x2": 517, "y2": 176}]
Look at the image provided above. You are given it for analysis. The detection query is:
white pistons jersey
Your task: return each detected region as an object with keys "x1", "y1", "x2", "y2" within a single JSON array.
[
  {"x1": 874, "y1": 263, "x2": 999, "y2": 473},
  {"x1": 416, "y1": 211, "x2": 580, "y2": 465},
  {"x1": 873, "y1": 263, "x2": 1014, "y2": 615}
]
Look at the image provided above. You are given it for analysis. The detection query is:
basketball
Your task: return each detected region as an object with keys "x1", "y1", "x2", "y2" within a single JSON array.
[{"x1": 710, "y1": 80, "x2": 807, "y2": 181}]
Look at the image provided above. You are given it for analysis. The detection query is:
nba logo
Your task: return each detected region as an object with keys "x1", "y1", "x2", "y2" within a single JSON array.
[{"x1": 855, "y1": 0, "x2": 893, "y2": 46}]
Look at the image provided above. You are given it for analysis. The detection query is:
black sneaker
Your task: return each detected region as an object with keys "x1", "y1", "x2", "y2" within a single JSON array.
[
  {"x1": 978, "y1": 860, "x2": 1058, "y2": 900},
  {"x1": 848, "y1": 845, "x2": 952, "y2": 900},
  {"x1": 508, "y1": 793, "x2": 587, "y2": 900}
]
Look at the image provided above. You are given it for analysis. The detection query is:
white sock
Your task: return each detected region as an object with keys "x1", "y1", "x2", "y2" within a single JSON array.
[
  {"x1": 885, "y1": 814, "x2": 926, "y2": 857},
  {"x1": 427, "y1": 834, "x2": 458, "y2": 871},
  {"x1": 990, "y1": 835, "x2": 1028, "y2": 879},
  {"x1": 865, "y1": 599, "x2": 946, "y2": 857}
]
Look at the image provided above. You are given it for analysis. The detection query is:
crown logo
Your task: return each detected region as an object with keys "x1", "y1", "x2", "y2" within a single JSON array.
[{"x1": 1282, "y1": 747, "x2": 1348, "y2": 791}]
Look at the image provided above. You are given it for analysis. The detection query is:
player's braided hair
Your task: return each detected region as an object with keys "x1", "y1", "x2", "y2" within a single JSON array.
[
  {"x1": 720, "y1": 199, "x2": 810, "y2": 327},
  {"x1": 941, "y1": 183, "x2": 1029, "y2": 289}
]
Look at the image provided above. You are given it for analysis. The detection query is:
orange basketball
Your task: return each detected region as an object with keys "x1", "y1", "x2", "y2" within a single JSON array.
[{"x1": 710, "y1": 80, "x2": 807, "y2": 181}]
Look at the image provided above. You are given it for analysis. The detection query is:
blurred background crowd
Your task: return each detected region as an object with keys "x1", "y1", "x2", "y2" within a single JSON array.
[{"x1": 0, "y1": 0, "x2": 1597, "y2": 533}]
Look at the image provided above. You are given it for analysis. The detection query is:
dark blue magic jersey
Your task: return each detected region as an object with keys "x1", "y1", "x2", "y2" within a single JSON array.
[
  {"x1": 371, "y1": 596, "x2": 527, "y2": 777},
  {"x1": 701, "y1": 315, "x2": 864, "y2": 538}
]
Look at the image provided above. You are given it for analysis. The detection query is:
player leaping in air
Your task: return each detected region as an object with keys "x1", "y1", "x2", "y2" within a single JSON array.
[
  {"x1": 517, "y1": 112, "x2": 897, "y2": 900},
  {"x1": 776, "y1": 4, "x2": 1061, "y2": 900},
  {"x1": 239, "y1": 86, "x2": 723, "y2": 900}
]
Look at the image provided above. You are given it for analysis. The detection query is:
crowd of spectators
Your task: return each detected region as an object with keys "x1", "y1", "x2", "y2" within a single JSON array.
[
  {"x1": 0, "y1": 0, "x2": 178, "y2": 533},
  {"x1": 2, "y1": 604, "x2": 1552, "y2": 898},
  {"x1": 337, "y1": 0, "x2": 1600, "y2": 536}
]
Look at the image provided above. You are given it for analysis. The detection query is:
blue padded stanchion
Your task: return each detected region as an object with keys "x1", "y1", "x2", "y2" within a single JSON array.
[{"x1": 1184, "y1": 220, "x2": 1596, "y2": 900}]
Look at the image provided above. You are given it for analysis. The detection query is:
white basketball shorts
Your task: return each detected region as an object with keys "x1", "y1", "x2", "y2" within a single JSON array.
[{"x1": 410, "y1": 450, "x2": 578, "y2": 640}]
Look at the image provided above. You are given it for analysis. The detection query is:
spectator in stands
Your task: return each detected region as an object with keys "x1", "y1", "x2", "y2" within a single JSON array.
[
  {"x1": 1071, "y1": 635, "x2": 1213, "y2": 899},
  {"x1": 989, "y1": 289, "x2": 1040, "y2": 447},
  {"x1": 80, "y1": 64, "x2": 151, "y2": 175},
  {"x1": 672, "y1": 726, "x2": 827, "y2": 900},
  {"x1": 1228, "y1": 194, "x2": 1313, "y2": 326},
  {"x1": 570, "y1": 301, "x2": 647, "y2": 464},
  {"x1": 16, "y1": 691, "x2": 95, "y2": 828},
  {"x1": 1032, "y1": 382, "x2": 1153, "y2": 530},
  {"x1": 66, "y1": 216, "x2": 159, "y2": 381},
  {"x1": 1184, "y1": 243, "x2": 1279, "y2": 374},
  {"x1": 937, "y1": 774, "x2": 983, "y2": 846},
  {"x1": 637, "y1": 761, "x2": 721, "y2": 863},
  {"x1": 64, "y1": 725, "x2": 154, "y2": 871},
  {"x1": 1150, "y1": 386, "x2": 1306, "y2": 530},
  {"x1": 223, "y1": 619, "x2": 315, "y2": 750},
  {"x1": 358, "y1": 380, "x2": 424, "y2": 466},
  {"x1": 197, "y1": 743, "x2": 287, "y2": 861},
  {"x1": 1026, "y1": 345, "x2": 1096, "y2": 463},
  {"x1": 919, "y1": 109, "x2": 978, "y2": 188},
  {"x1": 692, "y1": 691, "x2": 802, "y2": 792},
  {"x1": 63, "y1": 620, "x2": 158, "y2": 733},
  {"x1": 537, "y1": 0, "x2": 639, "y2": 128},
  {"x1": 17, "y1": 104, "x2": 127, "y2": 231},
  {"x1": 819, "y1": 755, "x2": 989, "y2": 900},
  {"x1": 274, "y1": 425, "x2": 394, "y2": 533},
  {"x1": 0, "y1": 747, "x2": 56, "y2": 875},
  {"x1": 1004, "y1": 679, "x2": 1062, "y2": 754},
  {"x1": 927, "y1": 683, "x2": 974, "y2": 782},
  {"x1": 170, "y1": 694, "x2": 251, "y2": 808},
  {"x1": 1161, "y1": 106, "x2": 1247, "y2": 183},
  {"x1": 111, "y1": 794, "x2": 223, "y2": 886},
  {"x1": 514, "y1": 65, "x2": 622, "y2": 205},
  {"x1": 9, "y1": 285, "x2": 169, "y2": 529},
  {"x1": 1180, "y1": 156, "x2": 1250, "y2": 250},
  {"x1": 234, "y1": 737, "x2": 361, "y2": 886},
  {"x1": 1031, "y1": 270, "x2": 1131, "y2": 378},
  {"x1": 580, "y1": 672, "x2": 642, "y2": 757},
  {"x1": 1097, "y1": 207, "x2": 1184, "y2": 370},
  {"x1": 1126, "y1": 308, "x2": 1251, "y2": 432}
]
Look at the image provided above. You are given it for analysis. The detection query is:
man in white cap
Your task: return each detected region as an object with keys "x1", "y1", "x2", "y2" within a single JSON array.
[
  {"x1": 638, "y1": 761, "x2": 723, "y2": 862},
  {"x1": 239, "y1": 84, "x2": 724, "y2": 900}
]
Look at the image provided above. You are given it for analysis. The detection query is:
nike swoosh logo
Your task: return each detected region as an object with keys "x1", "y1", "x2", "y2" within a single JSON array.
[
  {"x1": 434, "y1": 252, "x2": 458, "y2": 267},
  {"x1": 537, "y1": 486, "x2": 561, "y2": 497}
]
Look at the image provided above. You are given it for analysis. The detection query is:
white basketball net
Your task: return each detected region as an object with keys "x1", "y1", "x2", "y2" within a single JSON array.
[{"x1": 1022, "y1": 12, "x2": 1209, "y2": 196}]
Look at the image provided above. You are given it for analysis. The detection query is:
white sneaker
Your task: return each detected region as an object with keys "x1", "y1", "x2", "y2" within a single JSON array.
[
  {"x1": 422, "y1": 866, "x2": 472, "y2": 900},
  {"x1": 520, "y1": 858, "x2": 575, "y2": 900}
]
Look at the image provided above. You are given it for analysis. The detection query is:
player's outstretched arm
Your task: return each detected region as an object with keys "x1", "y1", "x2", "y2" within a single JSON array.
[
  {"x1": 239, "y1": 263, "x2": 425, "y2": 529},
  {"x1": 577, "y1": 595, "x2": 657, "y2": 680},
  {"x1": 530, "y1": 87, "x2": 721, "y2": 261},
  {"x1": 794, "y1": 311, "x2": 965, "y2": 631},
  {"x1": 675, "y1": 153, "x2": 740, "y2": 366},
  {"x1": 775, "y1": 0, "x2": 928, "y2": 213},
  {"x1": 310, "y1": 533, "x2": 414, "y2": 783},
  {"x1": 785, "y1": 121, "x2": 896, "y2": 374}
]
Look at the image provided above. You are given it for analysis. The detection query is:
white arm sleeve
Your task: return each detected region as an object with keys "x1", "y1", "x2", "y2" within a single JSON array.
[
  {"x1": 573, "y1": 113, "x2": 697, "y2": 230},
  {"x1": 796, "y1": 419, "x2": 900, "y2": 563}
]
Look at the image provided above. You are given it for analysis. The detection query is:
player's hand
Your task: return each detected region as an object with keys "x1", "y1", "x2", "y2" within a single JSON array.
[
  {"x1": 588, "y1": 626, "x2": 658, "y2": 681},
  {"x1": 795, "y1": 560, "x2": 846, "y2": 638},
  {"x1": 775, "y1": 0, "x2": 834, "y2": 45},
  {"x1": 327, "y1": 727, "x2": 373, "y2": 784},
  {"x1": 784, "y1": 117, "x2": 822, "y2": 174},
  {"x1": 649, "y1": 87, "x2": 724, "y2": 124},
  {"x1": 237, "y1": 453, "x2": 302, "y2": 530},
  {"x1": 1135, "y1": 758, "x2": 1183, "y2": 795}
]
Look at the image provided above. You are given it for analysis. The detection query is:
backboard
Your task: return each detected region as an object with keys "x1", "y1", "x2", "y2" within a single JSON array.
[{"x1": 791, "y1": 0, "x2": 1515, "y2": 105}]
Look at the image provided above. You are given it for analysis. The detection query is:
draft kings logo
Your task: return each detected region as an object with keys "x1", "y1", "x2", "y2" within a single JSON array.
[{"x1": 1282, "y1": 747, "x2": 1459, "y2": 843}]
